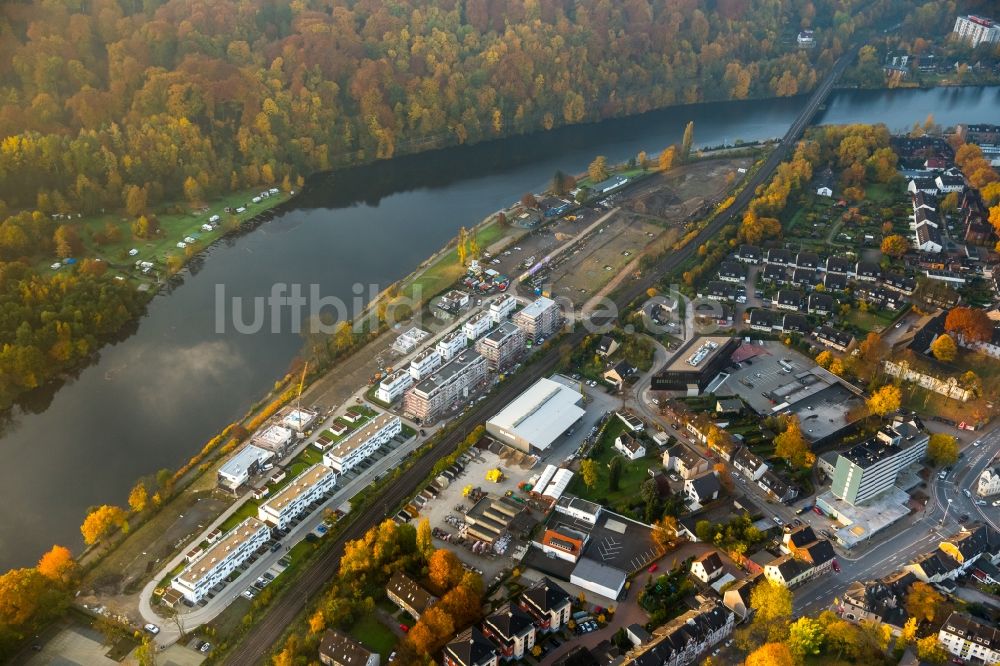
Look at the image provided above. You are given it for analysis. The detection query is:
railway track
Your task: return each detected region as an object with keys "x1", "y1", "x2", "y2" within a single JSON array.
[{"x1": 222, "y1": 49, "x2": 854, "y2": 665}]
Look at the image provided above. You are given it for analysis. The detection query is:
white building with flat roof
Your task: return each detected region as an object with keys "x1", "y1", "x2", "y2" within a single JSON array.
[
  {"x1": 218, "y1": 444, "x2": 274, "y2": 491},
  {"x1": 171, "y1": 517, "x2": 270, "y2": 603},
  {"x1": 486, "y1": 377, "x2": 585, "y2": 453},
  {"x1": 322, "y1": 413, "x2": 401, "y2": 474},
  {"x1": 436, "y1": 330, "x2": 467, "y2": 361},
  {"x1": 403, "y1": 352, "x2": 488, "y2": 422},
  {"x1": 490, "y1": 294, "x2": 517, "y2": 323},
  {"x1": 258, "y1": 463, "x2": 336, "y2": 529},
  {"x1": 253, "y1": 424, "x2": 294, "y2": 452},
  {"x1": 376, "y1": 369, "x2": 414, "y2": 404},
  {"x1": 409, "y1": 348, "x2": 443, "y2": 380},
  {"x1": 953, "y1": 14, "x2": 1000, "y2": 47},
  {"x1": 393, "y1": 327, "x2": 430, "y2": 354},
  {"x1": 281, "y1": 408, "x2": 318, "y2": 432},
  {"x1": 463, "y1": 311, "x2": 494, "y2": 341}
]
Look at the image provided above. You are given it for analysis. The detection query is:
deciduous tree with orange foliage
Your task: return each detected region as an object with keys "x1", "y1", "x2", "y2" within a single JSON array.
[
  {"x1": 866, "y1": 385, "x2": 901, "y2": 417},
  {"x1": 945, "y1": 306, "x2": 993, "y2": 343},
  {"x1": 746, "y1": 642, "x2": 796, "y2": 666},
  {"x1": 880, "y1": 234, "x2": 909, "y2": 257},
  {"x1": 36, "y1": 545, "x2": 76, "y2": 584},
  {"x1": 80, "y1": 505, "x2": 128, "y2": 545},
  {"x1": 428, "y1": 549, "x2": 464, "y2": 592}
]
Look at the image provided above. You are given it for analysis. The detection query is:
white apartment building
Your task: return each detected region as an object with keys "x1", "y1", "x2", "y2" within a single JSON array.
[
  {"x1": 831, "y1": 425, "x2": 928, "y2": 506},
  {"x1": 258, "y1": 463, "x2": 337, "y2": 530},
  {"x1": 376, "y1": 369, "x2": 414, "y2": 404},
  {"x1": 404, "y1": 352, "x2": 488, "y2": 422},
  {"x1": 253, "y1": 424, "x2": 294, "y2": 453},
  {"x1": 938, "y1": 612, "x2": 1000, "y2": 665},
  {"x1": 322, "y1": 413, "x2": 401, "y2": 474},
  {"x1": 490, "y1": 294, "x2": 517, "y2": 323},
  {"x1": 218, "y1": 444, "x2": 274, "y2": 491},
  {"x1": 436, "y1": 330, "x2": 468, "y2": 361},
  {"x1": 463, "y1": 311, "x2": 494, "y2": 341},
  {"x1": 512, "y1": 296, "x2": 561, "y2": 342},
  {"x1": 978, "y1": 467, "x2": 1000, "y2": 497},
  {"x1": 171, "y1": 517, "x2": 270, "y2": 603},
  {"x1": 953, "y1": 14, "x2": 1000, "y2": 47},
  {"x1": 409, "y1": 348, "x2": 443, "y2": 380}
]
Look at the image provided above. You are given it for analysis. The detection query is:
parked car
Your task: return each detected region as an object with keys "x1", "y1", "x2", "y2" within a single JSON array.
[
  {"x1": 647, "y1": 563, "x2": 658, "y2": 573},
  {"x1": 200, "y1": 643, "x2": 212, "y2": 653},
  {"x1": 143, "y1": 624, "x2": 160, "y2": 635},
  {"x1": 832, "y1": 560, "x2": 840, "y2": 573}
]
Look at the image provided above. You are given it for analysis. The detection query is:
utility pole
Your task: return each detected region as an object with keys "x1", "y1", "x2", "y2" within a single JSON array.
[{"x1": 940, "y1": 498, "x2": 953, "y2": 525}]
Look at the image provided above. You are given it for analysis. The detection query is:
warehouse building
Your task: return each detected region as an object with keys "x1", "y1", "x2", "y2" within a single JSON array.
[
  {"x1": 651, "y1": 336, "x2": 740, "y2": 395},
  {"x1": 465, "y1": 495, "x2": 524, "y2": 545},
  {"x1": 486, "y1": 377, "x2": 585, "y2": 453}
]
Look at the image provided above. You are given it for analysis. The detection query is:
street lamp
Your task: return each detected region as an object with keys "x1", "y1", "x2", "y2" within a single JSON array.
[{"x1": 940, "y1": 498, "x2": 953, "y2": 525}]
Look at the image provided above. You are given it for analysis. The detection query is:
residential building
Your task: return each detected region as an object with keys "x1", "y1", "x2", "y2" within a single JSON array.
[
  {"x1": 376, "y1": 368, "x2": 414, "y2": 404},
  {"x1": 403, "y1": 352, "x2": 488, "y2": 422},
  {"x1": 218, "y1": 444, "x2": 274, "y2": 491},
  {"x1": 822, "y1": 272, "x2": 848, "y2": 291},
  {"x1": 437, "y1": 330, "x2": 468, "y2": 361},
  {"x1": 855, "y1": 261, "x2": 881, "y2": 282},
  {"x1": 748, "y1": 309, "x2": 776, "y2": 332},
  {"x1": 621, "y1": 600, "x2": 733, "y2": 666},
  {"x1": 475, "y1": 321, "x2": 526, "y2": 371},
  {"x1": 757, "y1": 470, "x2": 797, "y2": 503},
  {"x1": 386, "y1": 572, "x2": 437, "y2": 619},
  {"x1": 825, "y1": 256, "x2": 852, "y2": 274},
  {"x1": 439, "y1": 289, "x2": 471, "y2": 311},
  {"x1": 484, "y1": 604, "x2": 536, "y2": 661},
  {"x1": 766, "y1": 248, "x2": 793, "y2": 266},
  {"x1": 733, "y1": 447, "x2": 768, "y2": 481},
  {"x1": 614, "y1": 433, "x2": 646, "y2": 461},
  {"x1": 519, "y1": 578, "x2": 571, "y2": 633},
  {"x1": 685, "y1": 471, "x2": 720, "y2": 509},
  {"x1": 319, "y1": 629, "x2": 380, "y2": 666},
  {"x1": 781, "y1": 313, "x2": 809, "y2": 334},
  {"x1": 761, "y1": 264, "x2": 787, "y2": 284},
  {"x1": 952, "y1": 14, "x2": 1000, "y2": 47},
  {"x1": 736, "y1": 245, "x2": 761, "y2": 264},
  {"x1": 444, "y1": 628, "x2": 499, "y2": 666},
  {"x1": 171, "y1": 517, "x2": 270, "y2": 603},
  {"x1": 938, "y1": 612, "x2": 1000, "y2": 665},
  {"x1": 915, "y1": 221, "x2": 943, "y2": 253},
  {"x1": 322, "y1": 413, "x2": 402, "y2": 474},
  {"x1": 722, "y1": 577, "x2": 756, "y2": 621},
  {"x1": 597, "y1": 335, "x2": 620, "y2": 357},
  {"x1": 935, "y1": 174, "x2": 965, "y2": 193},
  {"x1": 258, "y1": 463, "x2": 336, "y2": 530},
  {"x1": 905, "y1": 549, "x2": 962, "y2": 583},
  {"x1": 691, "y1": 551, "x2": 725, "y2": 583},
  {"x1": 884, "y1": 273, "x2": 916, "y2": 295},
  {"x1": 795, "y1": 251, "x2": 820, "y2": 270},
  {"x1": 464, "y1": 311, "x2": 495, "y2": 341},
  {"x1": 253, "y1": 424, "x2": 294, "y2": 453},
  {"x1": 773, "y1": 290, "x2": 802, "y2": 311},
  {"x1": 512, "y1": 296, "x2": 561, "y2": 342},
  {"x1": 831, "y1": 434, "x2": 928, "y2": 506},
  {"x1": 815, "y1": 326, "x2": 854, "y2": 352},
  {"x1": 807, "y1": 293, "x2": 834, "y2": 316},
  {"x1": 409, "y1": 347, "x2": 443, "y2": 380},
  {"x1": 939, "y1": 524, "x2": 991, "y2": 572},
  {"x1": 781, "y1": 525, "x2": 835, "y2": 571},
  {"x1": 489, "y1": 294, "x2": 517, "y2": 323},
  {"x1": 663, "y1": 443, "x2": 711, "y2": 480},
  {"x1": 764, "y1": 555, "x2": 816, "y2": 588},
  {"x1": 978, "y1": 467, "x2": 1000, "y2": 497},
  {"x1": 603, "y1": 360, "x2": 637, "y2": 389},
  {"x1": 908, "y1": 177, "x2": 939, "y2": 196},
  {"x1": 842, "y1": 570, "x2": 916, "y2": 632},
  {"x1": 718, "y1": 261, "x2": 746, "y2": 284},
  {"x1": 393, "y1": 326, "x2": 430, "y2": 353}
]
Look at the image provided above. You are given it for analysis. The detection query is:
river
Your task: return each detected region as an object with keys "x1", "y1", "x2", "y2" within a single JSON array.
[{"x1": 1, "y1": 85, "x2": 998, "y2": 570}]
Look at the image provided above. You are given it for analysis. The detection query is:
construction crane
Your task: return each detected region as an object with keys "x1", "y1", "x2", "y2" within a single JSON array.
[{"x1": 295, "y1": 361, "x2": 309, "y2": 416}]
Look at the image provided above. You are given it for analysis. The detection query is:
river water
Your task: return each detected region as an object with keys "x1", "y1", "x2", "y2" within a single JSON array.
[{"x1": 1, "y1": 86, "x2": 998, "y2": 570}]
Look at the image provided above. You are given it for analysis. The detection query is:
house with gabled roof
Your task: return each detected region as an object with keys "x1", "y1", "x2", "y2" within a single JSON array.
[
  {"x1": 444, "y1": 627, "x2": 499, "y2": 666},
  {"x1": 691, "y1": 551, "x2": 725, "y2": 583},
  {"x1": 483, "y1": 603, "x2": 536, "y2": 661}
]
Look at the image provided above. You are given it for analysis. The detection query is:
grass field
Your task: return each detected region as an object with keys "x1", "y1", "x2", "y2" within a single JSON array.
[
  {"x1": 218, "y1": 499, "x2": 262, "y2": 532},
  {"x1": 845, "y1": 308, "x2": 894, "y2": 333},
  {"x1": 54, "y1": 187, "x2": 292, "y2": 277},
  {"x1": 402, "y1": 219, "x2": 508, "y2": 302},
  {"x1": 864, "y1": 183, "x2": 898, "y2": 205},
  {"x1": 349, "y1": 614, "x2": 398, "y2": 658},
  {"x1": 569, "y1": 418, "x2": 657, "y2": 508}
]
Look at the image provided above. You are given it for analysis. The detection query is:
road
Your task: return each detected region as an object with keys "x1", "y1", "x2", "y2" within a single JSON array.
[
  {"x1": 792, "y1": 426, "x2": 1000, "y2": 617},
  {"x1": 223, "y1": 50, "x2": 856, "y2": 664}
]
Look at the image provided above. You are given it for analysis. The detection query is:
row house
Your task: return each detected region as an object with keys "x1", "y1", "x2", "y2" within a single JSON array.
[
  {"x1": 758, "y1": 469, "x2": 797, "y2": 503},
  {"x1": 789, "y1": 268, "x2": 818, "y2": 289},
  {"x1": 663, "y1": 443, "x2": 711, "y2": 480},
  {"x1": 904, "y1": 524, "x2": 994, "y2": 583},
  {"x1": 322, "y1": 413, "x2": 401, "y2": 474},
  {"x1": 773, "y1": 290, "x2": 803, "y2": 311},
  {"x1": 718, "y1": 261, "x2": 746, "y2": 284},
  {"x1": 732, "y1": 447, "x2": 768, "y2": 481},
  {"x1": 807, "y1": 293, "x2": 834, "y2": 316},
  {"x1": 699, "y1": 281, "x2": 736, "y2": 302},
  {"x1": 822, "y1": 272, "x2": 848, "y2": 292},
  {"x1": 736, "y1": 245, "x2": 761, "y2": 264},
  {"x1": 623, "y1": 600, "x2": 734, "y2": 666},
  {"x1": 815, "y1": 326, "x2": 854, "y2": 352},
  {"x1": 258, "y1": 463, "x2": 337, "y2": 530},
  {"x1": 748, "y1": 309, "x2": 776, "y2": 333},
  {"x1": 883, "y1": 273, "x2": 916, "y2": 295},
  {"x1": 938, "y1": 612, "x2": 1000, "y2": 666},
  {"x1": 855, "y1": 261, "x2": 881, "y2": 282},
  {"x1": 825, "y1": 256, "x2": 852, "y2": 275},
  {"x1": 795, "y1": 251, "x2": 820, "y2": 271},
  {"x1": 766, "y1": 248, "x2": 794, "y2": 266},
  {"x1": 761, "y1": 263, "x2": 787, "y2": 284}
]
